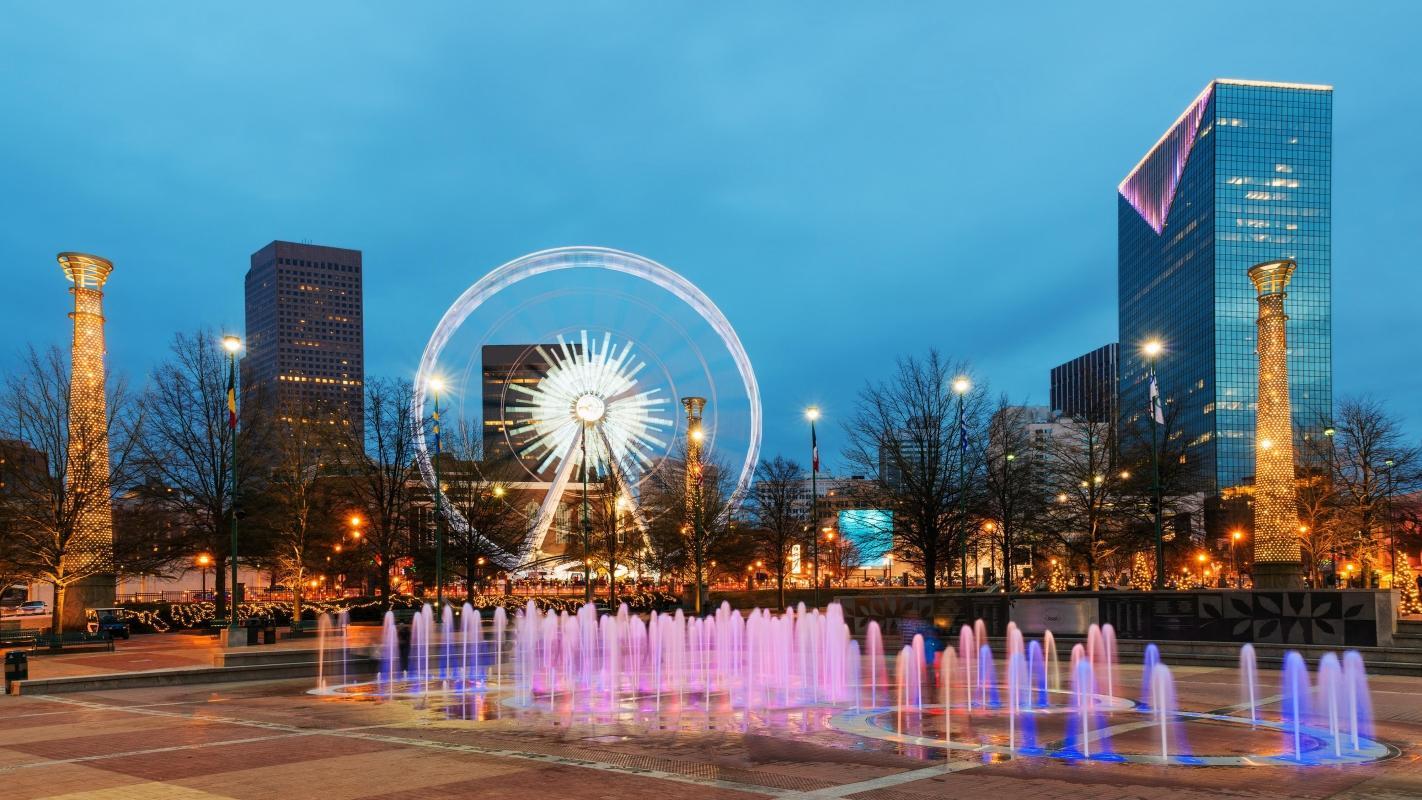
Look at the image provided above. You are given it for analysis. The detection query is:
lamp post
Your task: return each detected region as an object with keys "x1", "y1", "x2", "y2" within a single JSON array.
[
  {"x1": 196, "y1": 553, "x2": 212, "y2": 600},
  {"x1": 806, "y1": 406, "x2": 821, "y2": 607},
  {"x1": 1384, "y1": 457, "x2": 1396, "y2": 586},
  {"x1": 824, "y1": 528, "x2": 837, "y2": 589},
  {"x1": 580, "y1": 421, "x2": 593, "y2": 606},
  {"x1": 1196, "y1": 552, "x2": 1207, "y2": 589},
  {"x1": 952, "y1": 377, "x2": 971, "y2": 589},
  {"x1": 429, "y1": 377, "x2": 446, "y2": 609},
  {"x1": 1003, "y1": 452, "x2": 1016, "y2": 592},
  {"x1": 222, "y1": 335, "x2": 242, "y2": 631},
  {"x1": 1142, "y1": 340, "x2": 1165, "y2": 590},
  {"x1": 1231, "y1": 531, "x2": 1243, "y2": 589}
]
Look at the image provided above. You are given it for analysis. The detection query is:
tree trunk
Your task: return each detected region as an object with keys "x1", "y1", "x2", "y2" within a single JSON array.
[
  {"x1": 777, "y1": 569, "x2": 786, "y2": 611},
  {"x1": 292, "y1": 569, "x2": 303, "y2": 627},
  {"x1": 51, "y1": 581, "x2": 66, "y2": 635},
  {"x1": 924, "y1": 549, "x2": 937, "y2": 594},
  {"x1": 378, "y1": 548, "x2": 392, "y2": 602}
]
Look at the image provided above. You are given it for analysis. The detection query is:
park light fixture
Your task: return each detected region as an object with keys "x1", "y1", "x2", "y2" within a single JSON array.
[
  {"x1": 1323, "y1": 425, "x2": 1336, "y2": 437},
  {"x1": 196, "y1": 553, "x2": 211, "y2": 567},
  {"x1": 1233, "y1": 530, "x2": 1243, "y2": 541},
  {"x1": 805, "y1": 406, "x2": 820, "y2": 422},
  {"x1": 952, "y1": 376, "x2": 971, "y2": 395},
  {"x1": 494, "y1": 486, "x2": 506, "y2": 498},
  {"x1": 222, "y1": 334, "x2": 242, "y2": 353},
  {"x1": 1142, "y1": 339, "x2": 1163, "y2": 358},
  {"x1": 349, "y1": 514, "x2": 361, "y2": 527}
]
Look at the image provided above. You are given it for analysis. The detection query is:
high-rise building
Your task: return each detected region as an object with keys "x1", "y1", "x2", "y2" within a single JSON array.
[
  {"x1": 481, "y1": 344, "x2": 559, "y2": 479},
  {"x1": 1050, "y1": 343, "x2": 1118, "y2": 423},
  {"x1": 1118, "y1": 79, "x2": 1332, "y2": 494},
  {"x1": 244, "y1": 241, "x2": 364, "y2": 435}
]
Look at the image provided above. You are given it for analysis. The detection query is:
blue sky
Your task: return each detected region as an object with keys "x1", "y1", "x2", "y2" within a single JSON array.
[{"x1": 2, "y1": 2, "x2": 1418, "y2": 468}]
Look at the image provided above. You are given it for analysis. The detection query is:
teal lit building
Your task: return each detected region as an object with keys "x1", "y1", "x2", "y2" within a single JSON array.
[{"x1": 1118, "y1": 79, "x2": 1332, "y2": 493}]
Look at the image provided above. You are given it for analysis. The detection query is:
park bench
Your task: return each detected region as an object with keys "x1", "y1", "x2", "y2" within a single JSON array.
[
  {"x1": 32, "y1": 631, "x2": 115, "y2": 653},
  {"x1": 0, "y1": 629, "x2": 38, "y2": 649},
  {"x1": 287, "y1": 619, "x2": 344, "y2": 636}
]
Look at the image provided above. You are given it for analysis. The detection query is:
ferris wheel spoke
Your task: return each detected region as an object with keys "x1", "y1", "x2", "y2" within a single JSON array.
[{"x1": 522, "y1": 433, "x2": 583, "y2": 565}]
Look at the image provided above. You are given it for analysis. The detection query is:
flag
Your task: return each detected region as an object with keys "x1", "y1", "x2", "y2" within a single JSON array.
[
  {"x1": 1149, "y1": 371, "x2": 1165, "y2": 425},
  {"x1": 811, "y1": 423, "x2": 819, "y2": 472},
  {"x1": 226, "y1": 370, "x2": 237, "y2": 429},
  {"x1": 958, "y1": 415, "x2": 969, "y2": 452},
  {"x1": 432, "y1": 407, "x2": 441, "y2": 453}
]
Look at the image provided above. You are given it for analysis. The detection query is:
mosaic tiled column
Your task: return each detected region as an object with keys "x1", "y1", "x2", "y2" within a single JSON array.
[
  {"x1": 1248, "y1": 259, "x2": 1303, "y2": 589},
  {"x1": 58, "y1": 252, "x2": 117, "y2": 628}
]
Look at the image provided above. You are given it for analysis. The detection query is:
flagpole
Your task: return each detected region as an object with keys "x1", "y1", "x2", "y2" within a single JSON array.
[
  {"x1": 1145, "y1": 342, "x2": 1165, "y2": 590},
  {"x1": 805, "y1": 407, "x2": 821, "y2": 608},
  {"x1": 222, "y1": 335, "x2": 242, "y2": 633}
]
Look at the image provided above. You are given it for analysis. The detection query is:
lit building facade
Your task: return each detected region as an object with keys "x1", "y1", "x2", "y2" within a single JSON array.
[
  {"x1": 1050, "y1": 343, "x2": 1118, "y2": 423},
  {"x1": 481, "y1": 344, "x2": 561, "y2": 480},
  {"x1": 1118, "y1": 79, "x2": 1332, "y2": 493},
  {"x1": 244, "y1": 241, "x2": 364, "y2": 434}
]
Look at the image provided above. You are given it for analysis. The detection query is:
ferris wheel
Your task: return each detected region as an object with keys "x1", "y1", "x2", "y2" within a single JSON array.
[{"x1": 413, "y1": 247, "x2": 761, "y2": 569}]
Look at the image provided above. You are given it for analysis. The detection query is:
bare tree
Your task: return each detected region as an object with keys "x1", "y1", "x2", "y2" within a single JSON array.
[
  {"x1": 842, "y1": 351, "x2": 985, "y2": 593},
  {"x1": 444, "y1": 419, "x2": 530, "y2": 599},
  {"x1": 642, "y1": 445, "x2": 735, "y2": 614},
  {"x1": 138, "y1": 329, "x2": 269, "y2": 621},
  {"x1": 0, "y1": 346, "x2": 145, "y2": 632},
  {"x1": 259, "y1": 405, "x2": 342, "y2": 624},
  {"x1": 1040, "y1": 418, "x2": 1128, "y2": 590},
  {"x1": 982, "y1": 398, "x2": 1048, "y2": 592},
  {"x1": 341, "y1": 377, "x2": 418, "y2": 602},
  {"x1": 1302, "y1": 397, "x2": 1422, "y2": 580},
  {"x1": 748, "y1": 455, "x2": 804, "y2": 609}
]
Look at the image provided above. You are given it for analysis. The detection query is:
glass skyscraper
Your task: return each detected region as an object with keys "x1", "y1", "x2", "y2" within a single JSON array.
[{"x1": 1118, "y1": 79, "x2": 1332, "y2": 493}]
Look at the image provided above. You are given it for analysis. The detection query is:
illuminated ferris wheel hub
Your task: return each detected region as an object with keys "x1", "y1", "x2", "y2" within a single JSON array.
[{"x1": 574, "y1": 394, "x2": 605, "y2": 422}]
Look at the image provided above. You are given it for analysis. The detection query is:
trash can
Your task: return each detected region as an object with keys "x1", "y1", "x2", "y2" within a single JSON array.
[
  {"x1": 5, "y1": 651, "x2": 28, "y2": 692},
  {"x1": 244, "y1": 617, "x2": 263, "y2": 646}
]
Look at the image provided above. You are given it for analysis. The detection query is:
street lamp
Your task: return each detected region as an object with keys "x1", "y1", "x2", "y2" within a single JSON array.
[
  {"x1": 221, "y1": 335, "x2": 242, "y2": 632},
  {"x1": 196, "y1": 553, "x2": 212, "y2": 600},
  {"x1": 428, "y1": 376, "x2": 446, "y2": 608},
  {"x1": 806, "y1": 406, "x2": 821, "y2": 607},
  {"x1": 1142, "y1": 339, "x2": 1166, "y2": 590},
  {"x1": 576, "y1": 394, "x2": 602, "y2": 606},
  {"x1": 1232, "y1": 530, "x2": 1244, "y2": 589},
  {"x1": 1384, "y1": 457, "x2": 1397, "y2": 587},
  {"x1": 952, "y1": 376, "x2": 971, "y2": 590},
  {"x1": 1196, "y1": 552, "x2": 1207, "y2": 588}
]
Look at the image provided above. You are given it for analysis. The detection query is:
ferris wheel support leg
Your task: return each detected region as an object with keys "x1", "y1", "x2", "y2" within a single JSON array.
[{"x1": 519, "y1": 437, "x2": 582, "y2": 568}]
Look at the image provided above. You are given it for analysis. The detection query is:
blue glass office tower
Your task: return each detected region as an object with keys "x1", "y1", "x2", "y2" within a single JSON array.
[{"x1": 1118, "y1": 79, "x2": 1332, "y2": 493}]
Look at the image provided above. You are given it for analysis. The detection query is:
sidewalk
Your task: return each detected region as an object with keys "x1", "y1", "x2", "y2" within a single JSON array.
[{"x1": 7, "y1": 626, "x2": 382, "y2": 681}]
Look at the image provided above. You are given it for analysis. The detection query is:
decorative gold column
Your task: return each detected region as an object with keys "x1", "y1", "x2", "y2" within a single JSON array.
[
  {"x1": 1248, "y1": 259, "x2": 1303, "y2": 589},
  {"x1": 58, "y1": 252, "x2": 117, "y2": 628},
  {"x1": 682, "y1": 397, "x2": 706, "y2": 516}
]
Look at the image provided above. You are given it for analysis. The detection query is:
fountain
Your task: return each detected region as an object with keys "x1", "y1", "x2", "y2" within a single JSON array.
[
  {"x1": 1148, "y1": 663, "x2": 1188, "y2": 762},
  {"x1": 1239, "y1": 643, "x2": 1258, "y2": 727},
  {"x1": 1140, "y1": 643, "x2": 1161, "y2": 709},
  {"x1": 317, "y1": 602, "x2": 1388, "y2": 769},
  {"x1": 1281, "y1": 651, "x2": 1311, "y2": 762}
]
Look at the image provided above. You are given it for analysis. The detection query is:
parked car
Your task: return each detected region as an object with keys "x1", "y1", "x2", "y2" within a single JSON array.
[
  {"x1": 94, "y1": 610, "x2": 132, "y2": 640},
  {"x1": 18, "y1": 600, "x2": 47, "y2": 616}
]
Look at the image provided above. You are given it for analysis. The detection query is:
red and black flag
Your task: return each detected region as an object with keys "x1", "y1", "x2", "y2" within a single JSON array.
[{"x1": 226, "y1": 370, "x2": 237, "y2": 429}]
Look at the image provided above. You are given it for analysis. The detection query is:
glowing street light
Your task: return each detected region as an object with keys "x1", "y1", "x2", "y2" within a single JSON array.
[
  {"x1": 1231, "y1": 530, "x2": 1245, "y2": 588},
  {"x1": 222, "y1": 334, "x2": 242, "y2": 633},
  {"x1": 951, "y1": 376, "x2": 971, "y2": 588}
]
